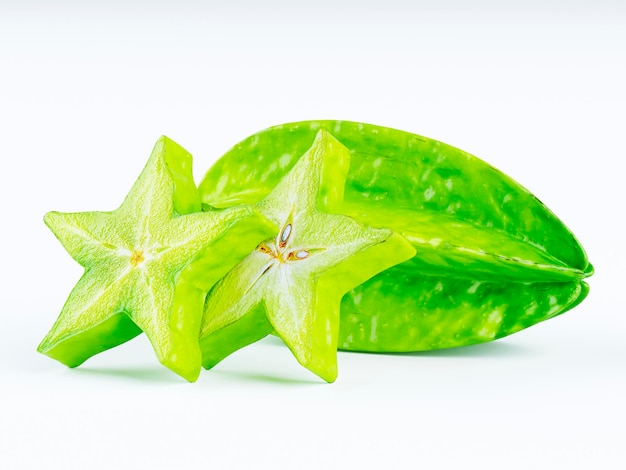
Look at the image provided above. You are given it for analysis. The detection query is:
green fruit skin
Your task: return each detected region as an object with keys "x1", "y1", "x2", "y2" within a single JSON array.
[
  {"x1": 198, "y1": 120, "x2": 592, "y2": 352},
  {"x1": 40, "y1": 313, "x2": 143, "y2": 367},
  {"x1": 339, "y1": 269, "x2": 588, "y2": 352}
]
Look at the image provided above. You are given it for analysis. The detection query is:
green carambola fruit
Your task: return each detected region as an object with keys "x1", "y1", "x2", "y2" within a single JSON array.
[
  {"x1": 39, "y1": 137, "x2": 274, "y2": 381},
  {"x1": 199, "y1": 121, "x2": 593, "y2": 352},
  {"x1": 199, "y1": 130, "x2": 415, "y2": 382}
]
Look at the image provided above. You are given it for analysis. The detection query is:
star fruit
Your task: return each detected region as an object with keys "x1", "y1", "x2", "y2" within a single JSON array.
[
  {"x1": 38, "y1": 137, "x2": 274, "y2": 381},
  {"x1": 198, "y1": 130, "x2": 416, "y2": 382},
  {"x1": 198, "y1": 120, "x2": 593, "y2": 353}
]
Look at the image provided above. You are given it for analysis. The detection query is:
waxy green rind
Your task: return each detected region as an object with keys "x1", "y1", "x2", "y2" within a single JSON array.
[
  {"x1": 201, "y1": 305, "x2": 274, "y2": 372},
  {"x1": 198, "y1": 121, "x2": 592, "y2": 351},
  {"x1": 200, "y1": 121, "x2": 590, "y2": 276},
  {"x1": 39, "y1": 136, "x2": 274, "y2": 381},
  {"x1": 199, "y1": 131, "x2": 416, "y2": 381},
  {"x1": 161, "y1": 137, "x2": 203, "y2": 215},
  {"x1": 340, "y1": 272, "x2": 588, "y2": 351},
  {"x1": 340, "y1": 201, "x2": 585, "y2": 283}
]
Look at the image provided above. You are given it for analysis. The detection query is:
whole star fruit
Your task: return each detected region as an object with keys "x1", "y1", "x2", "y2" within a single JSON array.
[
  {"x1": 199, "y1": 130, "x2": 416, "y2": 382},
  {"x1": 38, "y1": 136, "x2": 275, "y2": 381},
  {"x1": 198, "y1": 120, "x2": 593, "y2": 353}
]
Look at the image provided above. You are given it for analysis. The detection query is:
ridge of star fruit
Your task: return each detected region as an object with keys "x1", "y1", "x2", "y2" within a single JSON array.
[
  {"x1": 38, "y1": 136, "x2": 275, "y2": 382},
  {"x1": 198, "y1": 130, "x2": 416, "y2": 382}
]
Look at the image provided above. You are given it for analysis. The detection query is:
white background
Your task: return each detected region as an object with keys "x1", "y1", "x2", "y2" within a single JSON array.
[{"x1": 1, "y1": 1, "x2": 624, "y2": 468}]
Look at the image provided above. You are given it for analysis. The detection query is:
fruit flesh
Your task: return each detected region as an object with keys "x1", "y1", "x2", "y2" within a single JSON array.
[
  {"x1": 198, "y1": 121, "x2": 592, "y2": 351},
  {"x1": 39, "y1": 136, "x2": 275, "y2": 381}
]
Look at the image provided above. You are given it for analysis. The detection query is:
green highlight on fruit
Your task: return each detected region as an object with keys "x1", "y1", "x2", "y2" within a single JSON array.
[
  {"x1": 199, "y1": 120, "x2": 593, "y2": 355},
  {"x1": 38, "y1": 136, "x2": 274, "y2": 382}
]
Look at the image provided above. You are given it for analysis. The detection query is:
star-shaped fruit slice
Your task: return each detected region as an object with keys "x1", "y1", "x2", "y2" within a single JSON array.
[
  {"x1": 199, "y1": 130, "x2": 416, "y2": 382},
  {"x1": 38, "y1": 137, "x2": 274, "y2": 381}
]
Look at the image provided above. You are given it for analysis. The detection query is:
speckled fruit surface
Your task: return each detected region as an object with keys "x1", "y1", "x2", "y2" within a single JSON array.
[{"x1": 199, "y1": 120, "x2": 592, "y2": 352}]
